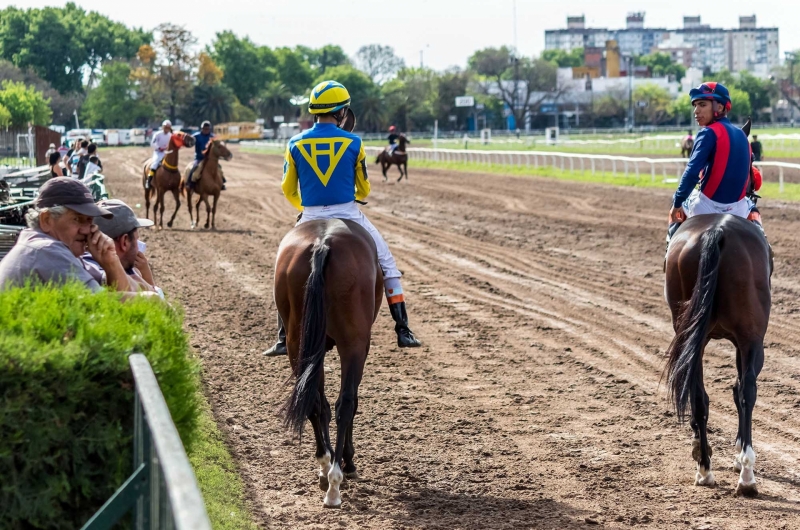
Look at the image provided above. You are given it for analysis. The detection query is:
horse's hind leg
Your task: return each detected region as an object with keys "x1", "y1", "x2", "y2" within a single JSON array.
[
  {"x1": 732, "y1": 347, "x2": 746, "y2": 473},
  {"x1": 735, "y1": 339, "x2": 764, "y2": 497},
  {"x1": 167, "y1": 189, "x2": 180, "y2": 228},
  {"x1": 396, "y1": 163, "x2": 403, "y2": 183},
  {"x1": 324, "y1": 347, "x2": 366, "y2": 508},
  {"x1": 689, "y1": 361, "x2": 715, "y2": 486},
  {"x1": 309, "y1": 383, "x2": 334, "y2": 492}
]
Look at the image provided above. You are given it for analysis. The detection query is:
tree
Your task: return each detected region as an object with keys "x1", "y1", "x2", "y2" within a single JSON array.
[
  {"x1": 314, "y1": 65, "x2": 383, "y2": 131},
  {"x1": 254, "y1": 81, "x2": 292, "y2": 131},
  {"x1": 297, "y1": 45, "x2": 349, "y2": 75},
  {"x1": 542, "y1": 48, "x2": 584, "y2": 67},
  {"x1": 382, "y1": 68, "x2": 437, "y2": 131},
  {"x1": 469, "y1": 46, "x2": 562, "y2": 131},
  {"x1": 197, "y1": 53, "x2": 224, "y2": 86},
  {"x1": 354, "y1": 45, "x2": 405, "y2": 85},
  {"x1": 232, "y1": 98, "x2": 257, "y2": 121},
  {"x1": 592, "y1": 90, "x2": 627, "y2": 127},
  {"x1": 0, "y1": 104, "x2": 10, "y2": 128},
  {"x1": 734, "y1": 71, "x2": 775, "y2": 121},
  {"x1": 0, "y1": 80, "x2": 52, "y2": 127},
  {"x1": 275, "y1": 48, "x2": 314, "y2": 94},
  {"x1": 153, "y1": 24, "x2": 196, "y2": 122},
  {"x1": 82, "y1": 62, "x2": 153, "y2": 128},
  {"x1": 188, "y1": 83, "x2": 235, "y2": 125},
  {"x1": 632, "y1": 83, "x2": 672, "y2": 125},
  {"x1": 209, "y1": 31, "x2": 276, "y2": 105},
  {"x1": 0, "y1": 59, "x2": 83, "y2": 127},
  {"x1": 727, "y1": 87, "x2": 752, "y2": 123},
  {"x1": 435, "y1": 68, "x2": 472, "y2": 130},
  {"x1": 669, "y1": 93, "x2": 693, "y2": 125},
  {"x1": 635, "y1": 52, "x2": 686, "y2": 81}
]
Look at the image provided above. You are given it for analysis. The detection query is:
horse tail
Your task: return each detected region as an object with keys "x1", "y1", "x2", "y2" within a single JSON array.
[
  {"x1": 664, "y1": 226, "x2": 723, "y2": 421},
  {"x1": 284, "y1": 233, "x2": 332, "y2": 436}
]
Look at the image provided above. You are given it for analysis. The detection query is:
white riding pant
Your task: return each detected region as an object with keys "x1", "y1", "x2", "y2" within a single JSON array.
[
  {"x1": 296, "y1": 201, "x2": 401, "y2": 280},
  {"x1": 682, "y1": 189, "x2": 753, "y2": 219},
  {"x1": 150, "y1": 150, "x2": 166, "y2": 170}
]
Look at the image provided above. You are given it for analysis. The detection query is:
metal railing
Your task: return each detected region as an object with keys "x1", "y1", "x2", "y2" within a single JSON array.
[{"x1": 81, "y1": 354, "x2": 211, "y2": 530}]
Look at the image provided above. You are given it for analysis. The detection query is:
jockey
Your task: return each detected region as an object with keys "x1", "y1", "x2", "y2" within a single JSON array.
[
  {"x1": 263, "y1": 80, "x2": 422, "y2": 356},
  {"x1": 188, "y1": 121, "x2": 226, "y2": 190},
  {"x1": 146, "y1": 120, "x2": 173, "y2": 190},
  {"x1": 667, "y1": 82, "x2": 764, "y2": 247},
  {"x1": 387, "y1": 125, "x2": 399, "y2": 154}
]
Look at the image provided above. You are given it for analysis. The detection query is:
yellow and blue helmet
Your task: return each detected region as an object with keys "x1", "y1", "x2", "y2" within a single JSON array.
[{"x1": 308, "y1": 80, "x2": 351, "y2": 115}]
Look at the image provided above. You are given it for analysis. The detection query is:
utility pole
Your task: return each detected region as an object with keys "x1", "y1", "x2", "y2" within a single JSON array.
[
  {"x1": 627, "y1": 56, "x2": 634, "y2": 132},
  {"x1": 787, "y1": 52, "x2": 797, "y2": 127}
]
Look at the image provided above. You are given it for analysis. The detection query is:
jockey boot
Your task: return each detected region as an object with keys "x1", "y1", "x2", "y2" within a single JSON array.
[
  {"x1": 263, "y1": 317, "x2": 287, "y2": 356},
  {"x1": 389, "y1": 302, "x2": 421, "y2": 348},
  {"x1": 146, "y1": 169, "x2": 155, "y2": 190},
  {"x1": 221, "y1": 176, "x2": 227, "y2": 191}
]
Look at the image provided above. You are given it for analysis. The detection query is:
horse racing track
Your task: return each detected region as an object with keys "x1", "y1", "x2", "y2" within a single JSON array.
[{"x1": 105, "y1": 147, "x2": 800, "y2": 529}]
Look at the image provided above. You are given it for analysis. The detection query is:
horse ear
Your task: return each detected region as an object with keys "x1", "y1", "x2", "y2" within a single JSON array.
[{"x1": 741, "y1": 117, "x2": 752, "y2": 138}]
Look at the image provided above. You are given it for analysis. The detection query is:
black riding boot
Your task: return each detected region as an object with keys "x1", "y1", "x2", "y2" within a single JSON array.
[
  {"x1": 664, "y1": 222, "x2": 682, "y2": 271},
  {"x1": 145, "y1": 173, "x2": 154, "y2": 190},
  {"x1": 263, "y1": 316, "x2": 287, "y2": 356},
  {"x1": 389, "y1": 302, "x2": 421, "y2": 348}
]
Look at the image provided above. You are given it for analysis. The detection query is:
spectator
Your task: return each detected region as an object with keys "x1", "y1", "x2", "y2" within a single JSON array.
[
  {"x1": 0, "y1": 178, "x2": 131, "y2": 293},
  {"x1": 49, "y1": 152, "x2": 69, "y2": 178},
  {"x1": 751, "y1": 135, "x2": 763, "y2": 162},
  {"x1": 69, "y1": 140, "x2": 89, "y2": 175},
  {"x1": 45, "y1": 143, "x2": 57, "y2": 159},
  {"x1": 83, "y1": 199, "x2": 161, "y2": 296}
]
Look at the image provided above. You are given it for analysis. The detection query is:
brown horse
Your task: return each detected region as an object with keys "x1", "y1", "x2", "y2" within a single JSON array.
[
  {"x1": 277, "y1": 219, "x2": 382, "y2": 508},
  {"x1": 142, "y1": 131, "x2": 195, "y2": 229},
  {"x1": 681, "y1": 135, "x2": 694, "y2": 158},
  {"x1": 375, "y1": 133, "x2": 410, "y2": 182},
  {"x1": 181, "y1": 139, "x2": 232, "y2": 230},
  {"x1": 664, "y1": 213, "x2": 772, "y2": 497}
]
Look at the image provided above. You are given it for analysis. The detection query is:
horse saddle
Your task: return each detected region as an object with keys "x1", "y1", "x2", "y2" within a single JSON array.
[{"x1": 191, "y1": 161, "x2": 205, "y2": 182}]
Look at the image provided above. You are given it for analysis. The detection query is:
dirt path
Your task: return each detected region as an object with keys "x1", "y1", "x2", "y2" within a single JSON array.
[{"x1": 103, "y1": 146, "x2": 800, "y2": 529}]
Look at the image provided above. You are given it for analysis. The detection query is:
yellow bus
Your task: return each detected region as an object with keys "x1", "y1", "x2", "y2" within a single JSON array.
[{"x1": 213, "y1": 122, "x2": 264, "y2": 142}]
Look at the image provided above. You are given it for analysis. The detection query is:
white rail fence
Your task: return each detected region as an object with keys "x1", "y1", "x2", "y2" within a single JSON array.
[{"x1": 242, "y1": 141, "x2": 800, "y2": 193}]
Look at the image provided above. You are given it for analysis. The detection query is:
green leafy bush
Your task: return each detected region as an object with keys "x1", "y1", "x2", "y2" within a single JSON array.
[{"x1": 0, "y1": 282, "x2": 200, "y2": 528}]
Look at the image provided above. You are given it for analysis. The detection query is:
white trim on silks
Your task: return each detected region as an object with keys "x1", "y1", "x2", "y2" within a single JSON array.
[
  {"x1": 298, "y1": 201, "x2": 402, "y2": 279},
  {"x1": 682, "y1": 189, "x2": 753, "y2": 219}
]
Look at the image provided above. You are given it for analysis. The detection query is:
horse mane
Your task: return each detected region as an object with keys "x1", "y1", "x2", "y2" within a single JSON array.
[{"x1": 202, "y1": 138, "x2": 216, "y2": 158}]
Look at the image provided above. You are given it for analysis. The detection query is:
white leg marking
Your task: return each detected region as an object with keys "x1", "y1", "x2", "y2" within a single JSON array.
[
  {"x1": 323, "y1": 462, "x2": 344, "y2": 507},
  {"x1": 317, "y1": 450, "x2": 332, "y2": 478},
  {"x1": 733, "y1": 438, "x2": 743, "y2": 471},
  {"x1": 695, "y1": 463, "x2": 716, "y2": 487},
  {"x1": 738, "y1": 446, "x2": 757, "y2": 487}
]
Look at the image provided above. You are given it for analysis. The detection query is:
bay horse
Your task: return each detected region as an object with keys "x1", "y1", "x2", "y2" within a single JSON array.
[
  {"x1": 375, "y1": 134, "x2": 410, "y2": 182},
  {"x1": 142, "y1": 131, "x2": 195, "y2": 229},
  {"x1": 664, "y1": 179, "x2": 772, "y2": 497},
  {"x1": 681, "y1": 134, "x2": 694, "y2": 158},
  {"x1": 277, "y1": 219, "x2": 382, "y2": 508},
  {"x1": 181, "y1": 139, "x2": 232, "y2": 230}
]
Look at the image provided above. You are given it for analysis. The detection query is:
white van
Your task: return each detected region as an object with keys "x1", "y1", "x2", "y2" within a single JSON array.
[
  {"x1": 104, "y1": 130, "x2": 120, "y2": 146},
  {"x1": 277, "y1": 123, "x2": 301, "y2": 140},
  {"x1": 66, "y1": 129, "x2": 93, "y2": 146},
  {"x1": 130, "y1": 129, "x2": 146, "y2": 145}
]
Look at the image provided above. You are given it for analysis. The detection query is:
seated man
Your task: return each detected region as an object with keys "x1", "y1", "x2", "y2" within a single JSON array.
[
  {"x1": 0, "y1": 178, "x2": 132, "y2": 293},
  {"x1": 387, "y1": 125, "x2": 399, "y2": 155},
  {"x1": 667, "y1": 82, "x2": 764, "y2": 250},
  {"x1": 81, "y1": 199, "x2": 163, "y2": 297},
  {"x1": 188, "y1": 120, "x2": 226, "y2": 190},
  {"x1": 264, "y1": 80, "x2": 421, "y2": 356}
]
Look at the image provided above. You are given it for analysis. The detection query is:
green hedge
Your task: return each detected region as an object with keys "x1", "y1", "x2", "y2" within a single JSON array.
[{"x1": 0, "y1": 282, "x2": 200, "y2": 528}]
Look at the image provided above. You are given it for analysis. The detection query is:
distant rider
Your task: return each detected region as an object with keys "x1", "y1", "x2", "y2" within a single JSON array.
[
  {"x1": 263, "y1": 80, "x2": 422, "y2": 356},
  {"x1": 146, "y1": 120, "x2": 173, "y2": 190},
  {"x1": 667, "y1": 82, "x2": 765, "y2": 248},
  {"x1": 188, "y1": 121, "x2": 226, "y2": 190},
  {"x1": 387, "y1": 125, "x2": 399, "y2": 155}
]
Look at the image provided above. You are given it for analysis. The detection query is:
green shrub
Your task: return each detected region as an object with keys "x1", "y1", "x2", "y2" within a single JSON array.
[{"x1": 0, "y1": 282, "x2": 200, "y2": 529}]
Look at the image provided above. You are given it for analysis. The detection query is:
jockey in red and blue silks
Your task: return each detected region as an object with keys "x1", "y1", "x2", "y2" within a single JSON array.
[{"x1": 667, "y1": 82, "x2": 764, "y2": 246}]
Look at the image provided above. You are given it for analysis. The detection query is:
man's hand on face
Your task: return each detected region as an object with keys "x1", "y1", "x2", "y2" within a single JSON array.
[
  {"x1": 134, "y1": 251, "x2": 155, "y2": 286},
  {"x1": 86, "y1": 224, "x2": 118, "y2": 268}
]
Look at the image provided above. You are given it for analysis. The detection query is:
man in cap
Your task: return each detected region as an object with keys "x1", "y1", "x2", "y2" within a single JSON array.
[
  {"x1": 45, "y1": 143, "x2": 57, "y2": 159},
  {"x1": 0, "y1": 178, "x2": 130, "y2": 292},
  {"x1": 82, "y1": 199, "x2": 161, "y2": 294},
  {"x1": 188, "y1": 120, "x2": 226, "y2": 190},
  {"x1": 146, "y1": 120, "x2": 173, "y2": 190}
]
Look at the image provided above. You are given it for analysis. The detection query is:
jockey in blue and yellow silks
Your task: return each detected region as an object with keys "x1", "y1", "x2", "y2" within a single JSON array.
[{"x1": 263, "y1": 80, "x2": 422, "y2": 356}]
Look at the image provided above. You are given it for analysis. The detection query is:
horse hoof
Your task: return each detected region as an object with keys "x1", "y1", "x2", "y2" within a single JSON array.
[
  {"x1": 344, "y1": 471, "x2": 359, "y2": 480},
  {"x1": 694, "y1": 469, "x2": 716, "y2": 487},
  {"x1": 735, "y1": 481, "x2": 758, "y2": 498},
  {"x1": 319, "y1": 475, "x2": 329, "y2": 491},
  {"x1": 733, "y1": 459, "x2": 743, "y2": 472},
  {"x1": 167, "y1": 221, "x2": 173, "y2": 228}
]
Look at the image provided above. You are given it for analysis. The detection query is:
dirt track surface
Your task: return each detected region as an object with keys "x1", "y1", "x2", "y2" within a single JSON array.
[{"x1": 104, "y1": 147, "x2": 800, "y2": 529}]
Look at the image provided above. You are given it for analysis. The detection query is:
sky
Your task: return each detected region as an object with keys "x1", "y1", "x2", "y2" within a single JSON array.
[{"x1": 9, "y1": 0, "x2": 800, "y2": 71}]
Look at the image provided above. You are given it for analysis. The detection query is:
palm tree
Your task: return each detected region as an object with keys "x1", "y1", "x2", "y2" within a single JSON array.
[
  {"x1": 254, "y1": 81, "x2": 292, "y2": 133},
  {"x1": 190, "y1": 83, "x2": 234, "y2": 124}
]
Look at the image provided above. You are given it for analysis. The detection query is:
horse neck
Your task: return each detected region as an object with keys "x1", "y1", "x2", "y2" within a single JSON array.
[
  {"x1": 398, "y1": 137, "x2": 406, "y2": 150},
  {"x1": 164, "y1": 138, "x2": 180, "y2": 167},
  {"x1": 199, "y1": 145, "x2": 222, "y2": 190}
]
